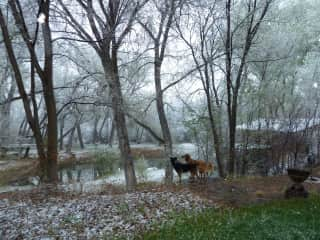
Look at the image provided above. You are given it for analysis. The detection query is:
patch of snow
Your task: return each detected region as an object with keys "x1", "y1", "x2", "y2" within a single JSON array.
[
  {"x1": 0, "y1": 185, "x2": 35, "y2": 193},
  {"x1": 28, "y1": 176, "x2": 40, "y2": 186},
  {"x1": 144, "y1": 168, "x2": 165, "y2": 182},
  {"x1": 37, "y1": 13, "x2": 46, "y2": 24},
  {"x1": 305, "y1": 176, "x2": 320, "y2": 184},
  {"x1": 173, "y1": 143, "x2": 197, "y2": 157},
  {"x1": 237, "y1": 118, "x2": 320, "y2": 133}
]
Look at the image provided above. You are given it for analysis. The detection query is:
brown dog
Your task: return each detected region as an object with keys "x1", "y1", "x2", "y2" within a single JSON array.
[{"x1": 182, "y1": 154, "x2": 214, "y2": 181}]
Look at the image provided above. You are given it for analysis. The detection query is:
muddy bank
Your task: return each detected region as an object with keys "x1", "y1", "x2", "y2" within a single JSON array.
[{"x1": 0, "y1": 152, "x2": 96, "y2": 186}]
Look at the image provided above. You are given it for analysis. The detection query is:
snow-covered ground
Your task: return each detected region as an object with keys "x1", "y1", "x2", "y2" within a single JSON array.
[{"x1": 0, "y1": 190, "x2": 213, "y2": 239}]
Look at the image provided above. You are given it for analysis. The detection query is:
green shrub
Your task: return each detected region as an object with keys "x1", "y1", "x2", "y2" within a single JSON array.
[
  {"x1": 94, "y1": 151, "x2": 121, "y2": 177},
  {"x1": 135, "y1": 157, "x2": 148, "y2": 181}
]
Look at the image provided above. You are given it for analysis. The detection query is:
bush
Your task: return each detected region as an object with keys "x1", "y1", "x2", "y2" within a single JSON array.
[
  {"x1": 135, "y1": 157, "x2": 148, "y2": 181},
  {"x1": 94, "y1": 151, "x2": 121, "y2": 177}
]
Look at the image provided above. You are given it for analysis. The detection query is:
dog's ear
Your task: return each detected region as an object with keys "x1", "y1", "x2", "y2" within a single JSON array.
[{"x1": 183, "y1": 154, "x2": 191, "y2": 159}]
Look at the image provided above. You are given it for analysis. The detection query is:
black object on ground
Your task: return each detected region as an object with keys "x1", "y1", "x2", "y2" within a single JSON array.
[{"x1": 285, "y1": 168, "x2": 310, "y2": 199}]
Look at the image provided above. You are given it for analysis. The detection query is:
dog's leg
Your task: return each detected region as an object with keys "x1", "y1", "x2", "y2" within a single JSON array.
[
  {"x1": 196, "y1": 169, "x2": 200, "y2": 181},
  {"x1": 189, "y1": 172, "x2": 194, "y2": 181},
  {"x1": 201, "y1": 172, "x2": 205, "y2": 182},
  {"x1": 191, "y1": 170, "x2": 197, "y2": 182}
]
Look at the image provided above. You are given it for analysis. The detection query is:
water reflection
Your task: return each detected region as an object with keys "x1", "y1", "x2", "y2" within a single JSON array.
[
  {"x1": 58, "y1": 158, "x2": 168, "y2": 184},
  {"x1": 59, "y1": 163, "x2": 102, "y2": 183}
]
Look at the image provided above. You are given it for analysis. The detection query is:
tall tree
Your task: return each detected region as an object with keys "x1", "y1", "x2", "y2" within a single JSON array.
[
  {"x1": 176, "y1": 0, "x2": 226, "y2": 177},
  {"x1": 139, "y1": 0, "x2": 183, "y2": 182},
  {"x1": 0, "y1": 0, "x2": 58, "y2": 181},
  {"x1": 224, "y1": 0, "x2": 273, "y2": 176},
  {"x1": 57, "y1": 0, "x2": 149, "y2": 190}
]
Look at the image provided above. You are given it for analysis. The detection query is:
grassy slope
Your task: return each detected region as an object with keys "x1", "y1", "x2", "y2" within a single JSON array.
[{"x1": 138, "y1": 195, "x2": 320, "y2": 240}]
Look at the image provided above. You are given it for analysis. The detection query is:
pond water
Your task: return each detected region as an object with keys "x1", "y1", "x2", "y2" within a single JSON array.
[
  {"x1": 58, "y1": 143, "x2": 199, "y2": 187},
  {"x1": 58, "y1": 158, "x2": 168, "y2": 185}
]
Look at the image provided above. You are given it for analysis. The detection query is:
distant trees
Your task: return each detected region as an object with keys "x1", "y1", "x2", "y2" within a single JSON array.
[
  {"x1": 224, "y1": 0, "x2": 320, "y2": 176},
  {"x1": 0, "y1": 58, "x2": 15, "y2": 144}
]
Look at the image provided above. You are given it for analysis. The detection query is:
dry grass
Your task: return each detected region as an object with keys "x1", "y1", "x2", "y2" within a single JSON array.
[
  {"x1": 131, "y1": 147, "x2": 165, "y2": 159},
  {"x1": 185, "y1": 174, "x2": 320, "y2": 207}
]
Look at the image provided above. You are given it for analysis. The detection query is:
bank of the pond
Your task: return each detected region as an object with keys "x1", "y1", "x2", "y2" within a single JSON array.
[{"x1": 0, "y1": 143, "x2": 198, "y2": 190}]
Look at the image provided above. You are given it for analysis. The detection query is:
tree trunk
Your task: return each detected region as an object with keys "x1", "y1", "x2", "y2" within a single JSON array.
[
  {"x1": 77, "y1": 123, "x2": 84, "y2": 149},
  {"x1": 103, "y1": 53, "x2": 137, "y2": 191},
  {"x1": 98, "y1": 112, "x2": 108, "y2": 142},
  {"x1": 225, "y1": 0, "x2": 234, "y2": 176},
  {"x1": 59, "y1": 115, "x2": 65, "y2": 150},
  {"x1": 18, "y1": 118, "x2": 26, "y2": 136},
  {"x1": 41, "y1": 0, "x2": 58, "y2": 182},
  {"x1": 205, "y1": 91, "x2": 225, "y2": 177},
  {"x1": 108, "y1": 119, "x2": 115, "y2": 147},
  {"x1": 154, "y1": 56, "x2": 173, "y2": 183},
  {"x1": 92, "y1": 115, "x2": 99, "y2": 144},
  {"x1": 66, "y1": 124, "x2": 76, "y2": 153},
  {"x1": 0, "y1": 68, "x2": 15, "y2": 144}
]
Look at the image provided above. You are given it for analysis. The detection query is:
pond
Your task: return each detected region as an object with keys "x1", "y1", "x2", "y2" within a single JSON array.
[
  {"x1": 58, "y1": 158, "x2": 168, "y2": 185},
  {"x1": 58, "y1": 143, "x2": 199, "y2": 189},
  {"x1": 0, "y1": 143, "x2": 210, "y2": 193}
]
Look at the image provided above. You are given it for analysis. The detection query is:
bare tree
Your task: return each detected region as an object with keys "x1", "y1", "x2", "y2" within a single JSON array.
[
  {"x1": 224, "y1": 0, "x2": 273, "y2": 176},
  {"x1": 139, "y1": 0, "x2": 183, "y2": 182},
  {"x1": 0, "y1": 0, "x2": 58, "y2": 181},
  {"x1": 176, "y1": 1, "x2": 226, "y2": 177},
  {"x1": 57, "y1": 0, "x2": 149, "y2": 190}
]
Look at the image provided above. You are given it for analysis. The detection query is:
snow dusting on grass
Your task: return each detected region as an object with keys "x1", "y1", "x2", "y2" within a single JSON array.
[{"x1": 0, "y1": 190, "x2": 212, "y2": 239}]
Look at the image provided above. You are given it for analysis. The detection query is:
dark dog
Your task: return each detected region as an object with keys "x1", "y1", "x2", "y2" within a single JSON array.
[{"x1": 170, "y1": 157, "x2": 198, "y2": 183}]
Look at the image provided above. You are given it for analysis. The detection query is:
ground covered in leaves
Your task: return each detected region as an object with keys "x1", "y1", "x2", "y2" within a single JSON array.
[
  {"x1": 0, "y1": 186, "x2": 212, "y2": 239},
  {"x1": 1, "y1": 167, "x2": 320, "y2": 239},
  {"x1": 187, "y1": 175, "x2": 320, "y2": 207}
]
